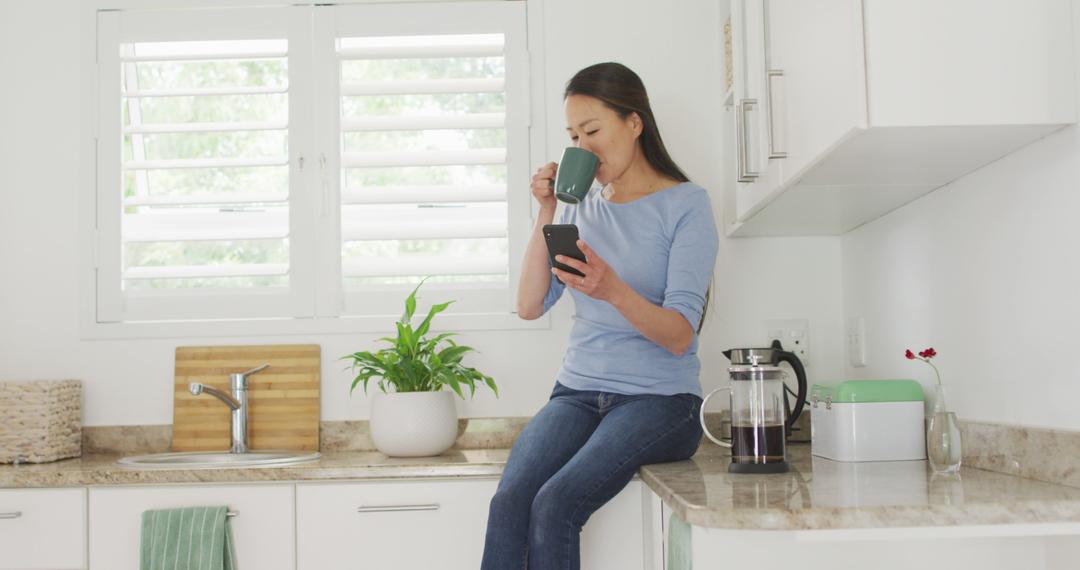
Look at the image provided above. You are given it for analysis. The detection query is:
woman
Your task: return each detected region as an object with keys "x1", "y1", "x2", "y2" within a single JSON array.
[{"x1": 481, "y1": 62, "x2": 719, "y2": 570}]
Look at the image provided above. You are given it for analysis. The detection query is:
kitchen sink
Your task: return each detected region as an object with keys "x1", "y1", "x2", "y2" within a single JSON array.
[{"x1": 117, "y1": 450, "x2": 321, "y2": 469}]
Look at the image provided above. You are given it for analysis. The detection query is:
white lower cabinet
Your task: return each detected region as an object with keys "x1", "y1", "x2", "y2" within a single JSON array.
[
  {"x1": 5, "y1": 476, "x2": 652, "y2": 570},
  {"x1": 297, "y1": 478, "x2": 649, "y2": 570},
  {"x1": 297, "y1": 478, "x2": 496, "y2": 570},
  {"x1": 17, "y1": 476, "x2": 1075, "y2": 570},
  {"x1": 580, "y1": 480, "x2": 648, "y2": 570},
  {"x1": 641, "y1": 486, "x2": 665, "y2": 570},
  {"x1": 87, "y1": 484, "x2": 294, "y2": 570},
  {"x1": 0, "y1": 488, "x2": 86, "y2": 570}
]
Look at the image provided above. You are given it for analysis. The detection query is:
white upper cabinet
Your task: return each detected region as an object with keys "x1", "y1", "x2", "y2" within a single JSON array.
[
  {"x1": 725, "y1": 0, "x2": 1076, "y2": 236},
  {"x1": 729, "y1": 0, "x2": 785, "y2": 217}
]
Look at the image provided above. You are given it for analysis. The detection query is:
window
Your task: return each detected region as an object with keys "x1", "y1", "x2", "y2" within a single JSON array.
[{"x1": 92, "y1": 2, "x2": 530, "y2": 328}]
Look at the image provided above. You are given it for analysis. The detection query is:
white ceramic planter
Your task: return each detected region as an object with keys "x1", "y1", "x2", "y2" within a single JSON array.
[{"x1": 370, "y1": 390, "x2": 458, "y2": 457}]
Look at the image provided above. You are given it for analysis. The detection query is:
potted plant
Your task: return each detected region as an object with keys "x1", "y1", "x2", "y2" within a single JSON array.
[{"x1": 343, "y1": 280, "x2": 498, "y2": 457}]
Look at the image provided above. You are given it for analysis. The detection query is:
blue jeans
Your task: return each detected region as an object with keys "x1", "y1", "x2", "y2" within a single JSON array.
[{"x1": 481, "y1": 382, "x2": 703, "y2": 570}]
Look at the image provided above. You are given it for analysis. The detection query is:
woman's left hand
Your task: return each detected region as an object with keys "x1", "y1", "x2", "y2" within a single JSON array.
[{"x1": 552, "y1": 240, "x2": 627, "y2": 303}]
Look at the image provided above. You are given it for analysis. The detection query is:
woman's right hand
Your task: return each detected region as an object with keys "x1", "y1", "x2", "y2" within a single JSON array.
[{"x1": 530, "y1": 162, "x2": 558, "y2": 210}]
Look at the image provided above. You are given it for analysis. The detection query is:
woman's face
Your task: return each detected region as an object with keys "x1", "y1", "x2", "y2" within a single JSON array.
[{"x1": 564, "y1": 94, "x2": 642, "y2": 185}]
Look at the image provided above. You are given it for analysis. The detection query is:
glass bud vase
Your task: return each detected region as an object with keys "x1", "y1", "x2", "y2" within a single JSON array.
[{"x1": 926, "y1": 385, "x2": 962, "y2": 474}]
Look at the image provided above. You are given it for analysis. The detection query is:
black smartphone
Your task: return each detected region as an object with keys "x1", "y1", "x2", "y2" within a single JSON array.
[{"x1": 542, "y1": 224, "x2": 586, "y2": 284}]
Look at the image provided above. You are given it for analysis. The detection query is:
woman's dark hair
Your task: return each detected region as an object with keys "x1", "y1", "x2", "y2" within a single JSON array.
[
  {"x1": 564, "y1": 62, "x2": 689, "y2": 183},
  {"x1": 697, "y1": 288, "x2": 711, "y2": 335}
]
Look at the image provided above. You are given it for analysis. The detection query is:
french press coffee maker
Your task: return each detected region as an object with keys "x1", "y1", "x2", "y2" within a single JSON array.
[{"x1": 699, "y1": 342, "x2": 808, "y2": 474}]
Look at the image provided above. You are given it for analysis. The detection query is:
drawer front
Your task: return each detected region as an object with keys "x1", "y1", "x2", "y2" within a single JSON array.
[
  {"x1": 297, "y1": 478, "x2": 498, "y2": 570},
  {"x1": 0, "y1": 488, "x2": 86, "y2": 570},
  {"x1": 88, "y1": 484, "x2": 293, "y2": 570}
]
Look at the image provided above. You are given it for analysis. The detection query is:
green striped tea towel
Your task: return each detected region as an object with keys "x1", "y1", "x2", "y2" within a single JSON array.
[{"x1": 140, "y1": 506, "x2": 236, "y2": 570}]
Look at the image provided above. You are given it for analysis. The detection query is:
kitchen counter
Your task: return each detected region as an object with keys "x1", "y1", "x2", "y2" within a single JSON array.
[
  {"x1": 640, "y1": 444, "x2": 1080, "y2": 530},
  {"x1": 5, "y1": 444, "x2": 1080, "y2": 532},
  {"x1": 0, "y1": 449, "x2": 510, "y2": 487}
]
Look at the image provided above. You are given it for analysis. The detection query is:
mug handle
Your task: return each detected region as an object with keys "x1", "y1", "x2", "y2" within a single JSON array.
[{"x1": 699, "y1": 386, "x2": 731, "y2": 448}]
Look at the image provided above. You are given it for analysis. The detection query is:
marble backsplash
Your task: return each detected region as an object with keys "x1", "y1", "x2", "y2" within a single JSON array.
[
  {"x1": 81, "y1": 417, "x2": 534, "y2": 455},
  {"x1": 959, "y1": 420, "x2": 1080, "y2": 489},
  {"x1": 80, "y1": 411, "x2": 788, "y2": 455}
]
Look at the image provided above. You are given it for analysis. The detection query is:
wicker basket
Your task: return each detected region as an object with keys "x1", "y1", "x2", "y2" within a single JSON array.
[{"x1": 0, "y1": 380, "x2": 82, "y2": 463}]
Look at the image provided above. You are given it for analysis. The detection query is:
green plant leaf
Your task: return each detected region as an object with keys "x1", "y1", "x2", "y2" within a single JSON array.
[
  {"x1": 402, "y1": 286, "x2": 418, "y2": 324},
  {"x1": 438, "y1": 345, "x2": 474, "y2": 365},
  {"x1": 441, "y1": 370, "x2": 465, "y2": 399},
  {"x1": 400, "y1": 277, "x2": 429, "y2": 324},
  {"x1": 421, "y1": 332, "x2": 457, "y2": 355},
  {"x1": 340, "y1": 277, "x2": 497, "y2": 400},
  {"x1": 483, "y1": 374, "x2": 499, "y2": 397},
  {"x1": 347, "y1": 358, "x2": 385, "y2": 396},
  {"x1": 415, "y1": 300, "x2": 453, "y2": 338},
  {"x1": 349, "y1": 375, "x2": 366, "y2": 395},
  {"x1": 395, "y1": 322, "x2": 415, "y2": 356},
  {"x1": 398, "y1": 358, "x2": 419, "y2": 390}
]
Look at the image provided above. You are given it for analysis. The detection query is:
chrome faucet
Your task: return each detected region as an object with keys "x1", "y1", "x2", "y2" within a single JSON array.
[{"x1": 189, "y1": 364, "x2": 269, "y2": 454}]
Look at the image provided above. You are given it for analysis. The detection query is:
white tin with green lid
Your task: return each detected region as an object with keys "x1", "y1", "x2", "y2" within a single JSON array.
[{"x1": 810, "y1": 380, "x2": 926, "y2": 462}]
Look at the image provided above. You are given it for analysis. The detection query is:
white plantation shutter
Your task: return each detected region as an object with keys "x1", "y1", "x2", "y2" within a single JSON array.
[
  {"x1": 314, "y1": 2, "x2": 530, "y2": 316},
  {"x1": 92, "y1": 3, "x2": 530, "y2": 327},
  {"x1": 96, "y1": 7, "x2": 314, "y2": 322}
]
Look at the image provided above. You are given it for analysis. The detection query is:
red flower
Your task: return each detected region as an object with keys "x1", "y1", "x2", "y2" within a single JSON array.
[{"x1": 905, "y1": 346, "x2": 942, "y2": 387}]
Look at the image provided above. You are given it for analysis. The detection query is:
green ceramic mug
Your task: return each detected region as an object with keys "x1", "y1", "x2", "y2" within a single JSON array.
[{"x1": 554, "y1": 147, "x2": 599, "y2": 204}]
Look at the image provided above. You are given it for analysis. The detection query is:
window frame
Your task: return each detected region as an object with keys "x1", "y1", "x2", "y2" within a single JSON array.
[
  {"x1": 95, "y1": 6, "x2": 313, "y2": 323},
  {"x1": 313, "y1": 1, "x2": 531, "y2": 318},
  {"x1": 80, "y1": 0, "x2": 548, "y2": 339}
]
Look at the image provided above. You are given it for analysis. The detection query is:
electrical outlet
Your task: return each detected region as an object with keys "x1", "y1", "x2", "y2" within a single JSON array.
[
  {"x1": 847, "y1": 316, "x2": 867, "y2": 367},
  {"x1": 763, "y1": 319, "x2": 810, "y2": 366}
]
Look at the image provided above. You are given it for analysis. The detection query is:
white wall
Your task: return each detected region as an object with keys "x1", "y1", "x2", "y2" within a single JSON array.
[
  {"x1": 841, "y1": 123, "x2": 1080, "y2": 429},
  {"x1": 840, "y1": 0, "x2": 1080, "y2": 430},
  {"x1": 0, "y1": 0, "x2": 844, "y2": 426}
]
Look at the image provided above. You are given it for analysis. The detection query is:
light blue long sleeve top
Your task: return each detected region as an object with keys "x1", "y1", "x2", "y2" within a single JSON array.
[{"x1": 542, "y1": 182, "x2": 719, "y2": 397}]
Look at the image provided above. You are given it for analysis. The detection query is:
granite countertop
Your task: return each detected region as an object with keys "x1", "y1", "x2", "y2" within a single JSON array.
[
  {"x1": 6, "y1": 444, "x2": 1080, "y2": 532},
  {"x1": 640, "y1": 443, "x2": 1080, "y2": 530},
  {"x1": 0, "y1": 449, "x2": 510, "y2": 487}
]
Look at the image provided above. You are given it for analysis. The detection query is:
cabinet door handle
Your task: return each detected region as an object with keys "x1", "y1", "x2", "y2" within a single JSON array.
[
  {"x1": 760, "y1": 0, "x2": 786, "y2": 160},
  {"x1": 766, "y1": 69, "x2": 787, "y2": 159},
  {"x1": 0, "y1": 511, "x2": 23, "y2": 519},
  {"x1": 736, "y1": 99, "x2": 760, "y2": 183},
  {"x1": 357, "y1": 504, "x2": 440, "y2": 514},
  {"x1": 735, "y1": 99, "x2": 749, "y2": 182}
]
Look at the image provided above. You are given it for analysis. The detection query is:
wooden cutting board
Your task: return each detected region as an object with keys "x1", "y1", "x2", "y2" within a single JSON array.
[{"x1": 172, "y1": 344, "x2": 320, "y2": 452}]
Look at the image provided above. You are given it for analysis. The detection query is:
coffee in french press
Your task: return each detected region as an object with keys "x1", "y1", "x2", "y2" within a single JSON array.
[{"x1": 699, "y1": 345, "x2": 808, "y2": 474}]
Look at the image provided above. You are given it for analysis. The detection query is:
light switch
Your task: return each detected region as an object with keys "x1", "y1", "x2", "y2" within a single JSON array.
[{"x1": 847, "y1": 316, "x2": 867, "y2": 367}]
